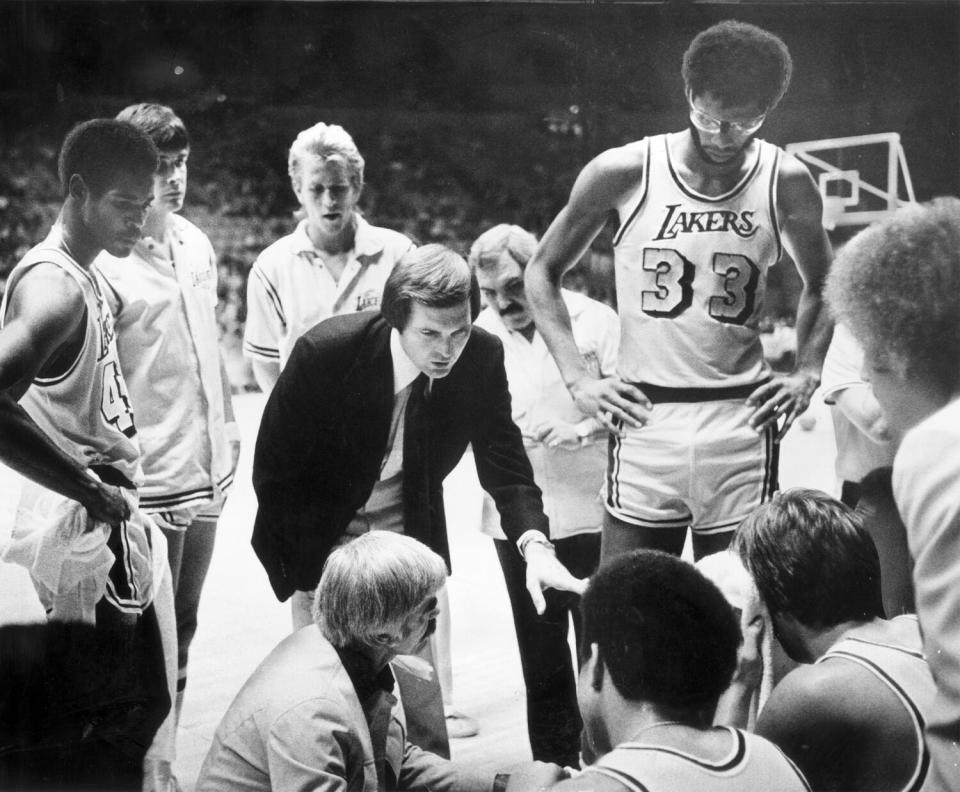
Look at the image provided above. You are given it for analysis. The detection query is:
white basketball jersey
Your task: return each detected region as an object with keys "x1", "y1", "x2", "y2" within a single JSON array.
[
  {"x1": 818, "y1": 616, "x2": 936, "y2": 792},
  {"x1": 587, "y1": 728, "x2": 810, "y2": 792},
  {"x1": 613, "y1": 133, "x2": 783, "y2": 388},
  {"x1": 1, "y1": 233, "x2": 141, "y2": 484}
]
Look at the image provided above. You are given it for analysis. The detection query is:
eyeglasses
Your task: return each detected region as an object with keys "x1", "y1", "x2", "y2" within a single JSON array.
[{"x1": 689, "y1": 104, "x2": 766, "y2": 136}]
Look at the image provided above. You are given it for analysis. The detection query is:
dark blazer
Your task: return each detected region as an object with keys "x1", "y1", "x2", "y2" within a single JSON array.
[{"x1": 252, "y1": 311, "x2": 549, "y2": 601}]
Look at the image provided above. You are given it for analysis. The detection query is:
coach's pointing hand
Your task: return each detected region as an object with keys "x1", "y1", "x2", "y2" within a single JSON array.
[{"x1": 523, "y1": 537, "x2": 588, "y2": 615}]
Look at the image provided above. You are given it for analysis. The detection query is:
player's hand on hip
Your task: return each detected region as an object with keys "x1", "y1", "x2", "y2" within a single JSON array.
[
  {"x1": 504, "y1": 761, "x2": 571, "y2": 792},
  {"x1": 84, "y1": 482, "x2": 131, "y2": 528},
  {"x1": 523, "y1": 541, "x2": 588, "y2": 616},
  {"x1": 570, "y1": 375, "x2": 651, "y2": 433},
  {"x1": 745, "y1": 371, "x2": 819, "y2": 442}
]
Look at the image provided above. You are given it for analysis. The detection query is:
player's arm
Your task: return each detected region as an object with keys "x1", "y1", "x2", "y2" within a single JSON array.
[
  {"x1": 747, "y1": 154, "x2": 834, "y2": 440},
  {"x1": 821, "y1": 325, "x2": 891, "y2": 443},
  {"x1": 756, "y1": 662, "x2": 866, "y2": 791},
  {"x1": 525, "y1": 147, "x2": 651, "y2": 432},
  {"x1": 244, "y1": 259, "x2": 284, "y2": 395},
  {"x1": 0, "y1": 265, "x2": 128, "y2": 525}
]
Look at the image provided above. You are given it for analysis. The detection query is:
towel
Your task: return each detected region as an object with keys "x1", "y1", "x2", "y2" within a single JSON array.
[{"x1": 695, "y1": 549, "x2": 774, "y2": 729}]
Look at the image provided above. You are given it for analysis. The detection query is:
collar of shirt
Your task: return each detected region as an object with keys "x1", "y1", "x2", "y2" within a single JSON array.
[
  {"x1": 291, "y1": 214, "x2": 386, "y2": 263},
  {"x1": 390, "y1": 328, "x2": 423, "y2": 395},
  {"x1": 334, "y1": 643, "x2": 396, "y2": 702},
  {"x1": 136, "y1": 216, "x2": 185, "y2": 264}
]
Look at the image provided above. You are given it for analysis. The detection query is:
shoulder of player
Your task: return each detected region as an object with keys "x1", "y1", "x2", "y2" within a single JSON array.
[
  {"x1": 168, "y1": 213, "x2": 214, "y2": 249},
  {"x1": 253, "y1": 227, "x2": 306, "y2": 273},
  {"x1": 758, "y1": 658, "x2": 869, "y2": 735},
  {"x1": 571, "y1": 766, "x2": 648, "y2": 792},
  {"x1": 4, "y1": 262, "x2": 86, "y2": 337},
  {"x1": 355, "y1": 218, "x2": 415, "y2": 257},
  {"x1": 775, "y1": 150, "x2": 823, "y2": 215}
]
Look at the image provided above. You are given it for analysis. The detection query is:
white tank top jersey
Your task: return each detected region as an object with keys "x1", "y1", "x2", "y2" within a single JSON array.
[
  {"x1": 613, "y1": 133, "x2": 784, "y2": 389},
  {"x1": 817, "y1": 615, "x2": 936, "y2": 792},
  {"x1": 587, "y1": 728, "x2": 810, "y2": 792},
  {"x1": 0, "y1": 231, "x2": 141, "y2": 485}
]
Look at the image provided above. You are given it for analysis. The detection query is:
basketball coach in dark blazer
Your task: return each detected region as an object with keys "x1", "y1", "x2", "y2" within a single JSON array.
[{"x1": 252, "y1": 243, "x2": 585, "y2": 617}]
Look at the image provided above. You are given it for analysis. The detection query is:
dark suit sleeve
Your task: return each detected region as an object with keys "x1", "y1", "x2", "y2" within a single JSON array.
[
  {"x1": 251, "y1": 335, "x2": 347, "y2": 600},
  {"x1": 470, "y1": 336, "x2": 550, "y2": 544}
]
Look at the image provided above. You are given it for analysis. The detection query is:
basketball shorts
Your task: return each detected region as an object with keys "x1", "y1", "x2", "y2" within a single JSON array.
[{"x1": 604, "y1": 393, "x2": 779, "y2": 535}]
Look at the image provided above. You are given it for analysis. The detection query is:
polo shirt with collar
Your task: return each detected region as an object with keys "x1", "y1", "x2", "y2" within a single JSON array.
[{"x1": 243, "y1": 214, "x2": 414, "y2": 369}]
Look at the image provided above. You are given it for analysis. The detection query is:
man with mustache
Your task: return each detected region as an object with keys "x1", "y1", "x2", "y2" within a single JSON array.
[
  {"x1": 469, "y1": 223, "x2": 618, "y2": 766},
  {"x1": 0, "y1": 119, "x2": 172, "y2": 789},
  {"x1": 199, "y1": 531, "x2": 567, "y2": 792},
  {"x1": 525, "y1": 20, "x2": 833, "y2": 563}
]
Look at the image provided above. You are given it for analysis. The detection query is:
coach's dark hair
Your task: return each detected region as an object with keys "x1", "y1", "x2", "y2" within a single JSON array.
[
  {"x1": 733, "y1": 489, "x2": 884, "y2": 627},
  {"x1": 115, "y1": 103, "x2": 190, "y2": 152},
  {"x1": 58, "y1": 119, "x2": 158, "y2": 198},
  {"x1": 582, "y1": 550, "x2": 740, "y2": 714},
  {"x1": 381, "y1": 244, "x2": 481, "y2": 330},
  {"x1": 682, "y1": 20, "x2": 793, "y2": 112}
]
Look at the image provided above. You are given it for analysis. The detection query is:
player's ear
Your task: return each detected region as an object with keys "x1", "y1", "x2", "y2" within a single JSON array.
[
  {"x1": 68, "y1": 173, "x2": 88, "y2": 202},
  {"x1": 585, "y1": 643, "x2": 605, "y2": 692}
]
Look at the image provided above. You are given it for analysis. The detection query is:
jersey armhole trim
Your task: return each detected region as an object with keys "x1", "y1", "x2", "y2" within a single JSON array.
[
  {"x1": 769, "y1": 145, "x2": 784, "y2": 265},
  {"x1": 612, "y1": 138, "x2": 652, "y2": 248},
  {"x1": 584, "y1": 766, "x2": 652, "y2": 792},
  {"x1": 15, "y1": 251, "x2": 92, "y2": 387},
  {"x1": 818, "y1": 649, "x2": 929, "y2": 792}
]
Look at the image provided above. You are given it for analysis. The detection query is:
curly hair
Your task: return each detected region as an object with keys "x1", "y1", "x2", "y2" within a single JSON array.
[
  {"x1": 825, "y1": 196, "x2": 960, "y2": 389},
  {"x1": 582, "y1": 550, "x2": 740, "y2": 713},
  {"x1": 682, "y1": 20, "x2": 793, "y2": 111},
  {"x1": 58, "y1": 118, "x2": 158, "y2": 198},
  {"x1": 733, "y1": 489, "x2": 884, "y2": 628}
]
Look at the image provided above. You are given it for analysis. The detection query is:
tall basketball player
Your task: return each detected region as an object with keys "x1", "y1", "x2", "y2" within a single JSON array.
[{"x1": 525, "y1": 20, "x2": 833, "y2": 561}]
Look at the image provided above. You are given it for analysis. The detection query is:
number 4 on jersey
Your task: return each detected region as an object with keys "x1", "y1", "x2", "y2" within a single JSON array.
[
  {"x1": 101, "y1": 360, "x2": 137, "y2": 438},
  {"x1": 641, "y1": 247, "x2": 760, "y2": 325}
]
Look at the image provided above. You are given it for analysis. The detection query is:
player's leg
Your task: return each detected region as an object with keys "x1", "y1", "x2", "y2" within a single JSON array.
[
  {"x1": 602, "y1": 404, "x2": 693, "y2": 562},
  {"x1": 691, "y1": 528, "x2": 735, "y2": 561},
  {"x1": 172, "y1": 511, "x2": 218, "y2": 716},
  {"x1": 690, "y1": 400, "x2": 779, "y2": 560},
  {"x1": 555, "y1": 531, "x2": 601, "y2": 653},
  {"x1": 600, "y1": 512, "x2": 687, "y2": 562}
]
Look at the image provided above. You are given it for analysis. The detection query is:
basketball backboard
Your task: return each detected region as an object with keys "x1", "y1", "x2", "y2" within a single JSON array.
[{"x1": 785, "y1": 132, "x2": 916, "y2": 230}]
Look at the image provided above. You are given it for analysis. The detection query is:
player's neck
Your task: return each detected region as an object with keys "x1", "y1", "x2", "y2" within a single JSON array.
[
  {"x1": 810, "y1": 619, "x2": 874, "y2": 661},
  {"x1": 142, "y1": 209, "x2": 173, "y2": 246},
  {"x1": 58, "y1": 205, "x2": 99, "y2": 270},
  {"x1": 609, "y1": 701, "x2": 704, "y2": 749},
  {"x1": 308, "y1": 215, "x2": 357, "y2": 257},
  {"x1": 674, "y1": 129, "x2": 754, "y2": 191}
]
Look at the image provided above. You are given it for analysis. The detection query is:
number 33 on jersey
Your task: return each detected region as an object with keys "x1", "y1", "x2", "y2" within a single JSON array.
[{"x1": 613, "y1": 133, "x2": 784, "y2": 389}]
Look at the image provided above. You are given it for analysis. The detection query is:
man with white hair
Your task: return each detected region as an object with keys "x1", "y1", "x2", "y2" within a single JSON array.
[
  {"x1": 197, "y1": 532, "x2": 565, "y2": 792},
  {"x1": 243, "y1": 121, "x2": 415, "y2": 393}
]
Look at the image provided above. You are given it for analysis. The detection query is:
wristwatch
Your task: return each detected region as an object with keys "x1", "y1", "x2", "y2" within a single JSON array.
[{"x1": 519, "y1": 531, "x2": 556, "y2": 557}]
